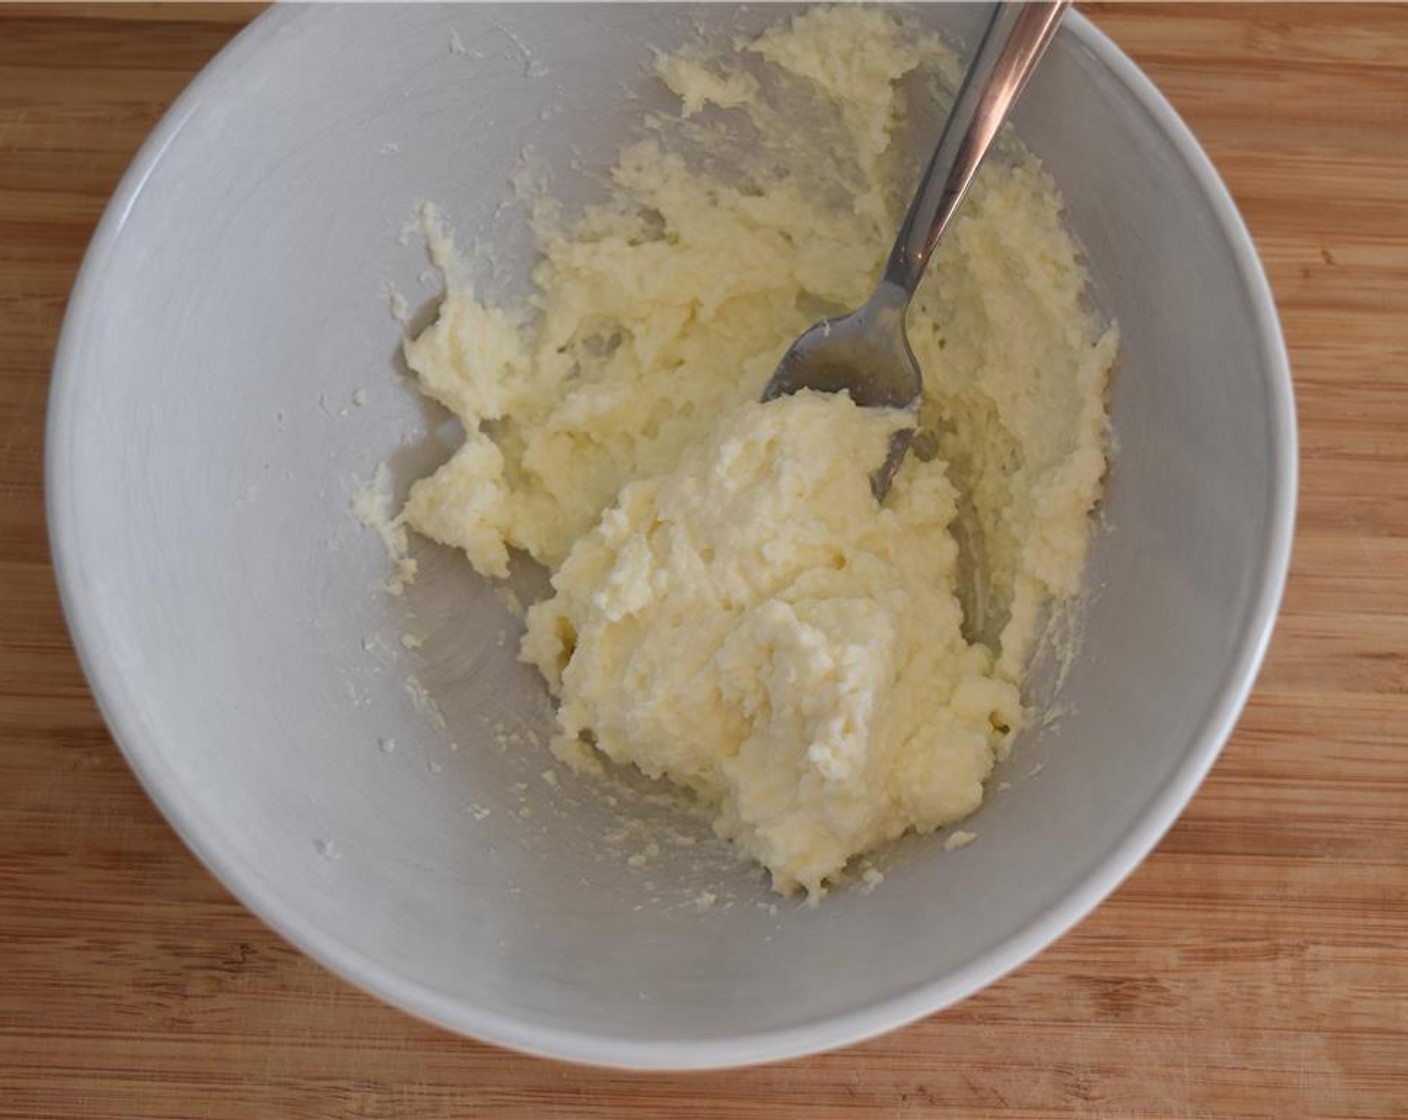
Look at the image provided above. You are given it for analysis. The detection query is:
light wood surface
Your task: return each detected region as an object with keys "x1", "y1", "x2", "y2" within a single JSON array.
[{"x1": 2, "y1": 4, "x2": 1405, "y2": 1117}]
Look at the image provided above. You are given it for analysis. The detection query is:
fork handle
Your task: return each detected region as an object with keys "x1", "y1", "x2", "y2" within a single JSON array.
[{"x1": 881, "y1": 1, "x2": 1069, "y2": 296}]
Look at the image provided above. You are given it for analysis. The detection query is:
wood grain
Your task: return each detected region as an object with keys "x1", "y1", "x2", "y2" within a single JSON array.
[{"x1": 2, "y1": 4, "x2": 1405, "y2": 1117}]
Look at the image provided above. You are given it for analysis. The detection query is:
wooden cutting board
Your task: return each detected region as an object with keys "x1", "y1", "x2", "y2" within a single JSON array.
[{"x1": 1, "y1": 4, "x2": 1404, "y2": 1116}]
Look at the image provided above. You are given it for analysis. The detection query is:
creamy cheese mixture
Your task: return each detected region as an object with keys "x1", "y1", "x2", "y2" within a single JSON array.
[{"x1": 395, "y1": 7, "x2": 1116, "y2": 895}]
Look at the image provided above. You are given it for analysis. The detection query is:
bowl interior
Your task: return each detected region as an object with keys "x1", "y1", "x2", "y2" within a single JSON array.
[{"x1": 49, "y1": 3, "x2": 1292, "y2": 1068}]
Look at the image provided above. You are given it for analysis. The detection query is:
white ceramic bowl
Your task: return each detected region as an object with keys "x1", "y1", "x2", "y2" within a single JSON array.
[{"x1": 47, "y1": 4, "x2": 1294, "y2": 1069}]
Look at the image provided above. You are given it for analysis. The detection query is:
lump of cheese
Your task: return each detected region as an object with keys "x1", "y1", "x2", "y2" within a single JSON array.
[
  {"x1": 522, "y1": 391, "x2": 1022, "y2": 895},
  {"x1": 396, "y1": 6, "x2": 1117, "y2": 894}
]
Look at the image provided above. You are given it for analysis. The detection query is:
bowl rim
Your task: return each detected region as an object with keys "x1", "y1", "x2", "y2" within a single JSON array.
[{"x1": 46, "y1": 4, "x2": 1297, "y2": 1071}]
